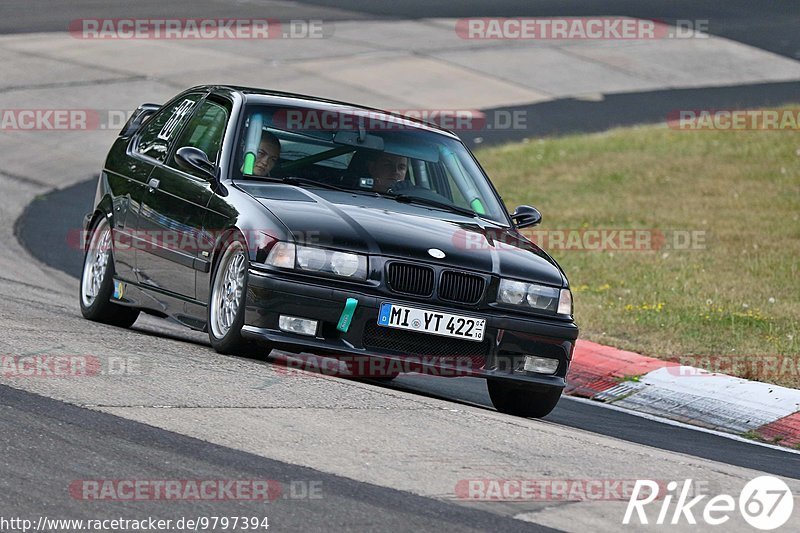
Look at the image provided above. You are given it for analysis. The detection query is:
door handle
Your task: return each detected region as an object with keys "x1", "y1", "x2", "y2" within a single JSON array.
[{"x1": 147, "y1": 178, "x2": 160, "y2": 192}]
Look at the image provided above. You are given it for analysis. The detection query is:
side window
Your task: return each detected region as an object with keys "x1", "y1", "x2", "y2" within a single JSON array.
[
  {"x1": 170, "y1": 100, "x2": 230, "y2": 177},
  {"x1": 135, "y1": 94, "x2": 202, "y2": 163}
]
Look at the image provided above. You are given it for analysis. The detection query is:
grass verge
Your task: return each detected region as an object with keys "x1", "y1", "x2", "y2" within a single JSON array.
[{"x1": 476, "y1": 115, "x2": 799, "y2": 388}]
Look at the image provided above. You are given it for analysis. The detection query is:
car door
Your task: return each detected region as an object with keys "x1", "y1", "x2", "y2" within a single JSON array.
[
  {"x1": 108, "y1": 97, "x2": 193, "y2": 281},
  {"x1": 105, "y1": 148, "x2": 151, "y2": 283},
  {"x1": 135, "y1": 95, "x2": 231, "y2": 301}
]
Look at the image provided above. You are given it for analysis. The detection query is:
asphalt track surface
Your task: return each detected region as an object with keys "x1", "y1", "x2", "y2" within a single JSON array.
[
  {"x1": 463, "y1": 81, "x2": 800, "y2": 147},
  {"x1": 3, "y1": 1, "x2": 799, "y2": 147},
  {"x1": 1, "y1": 383, "x2": 556, "y2": 532},
  {"x1": 4, "y1": 1, "x2": 800, "y2": 530},
  {"x1": 3, "y1": 1, "x2": 798, "y2": 60},
  {"x1": 16, "y1": 180, "x2": 800, "y2": 481}
]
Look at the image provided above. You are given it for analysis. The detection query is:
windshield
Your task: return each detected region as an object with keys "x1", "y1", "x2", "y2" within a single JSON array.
[{"x1": 235, "y1": 104, "x2": 509, "y2": 224}]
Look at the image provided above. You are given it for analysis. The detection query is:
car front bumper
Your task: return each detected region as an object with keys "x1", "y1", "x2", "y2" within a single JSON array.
[{"x1": 241, "y1": 268, "x2": 579, "y2": 389}]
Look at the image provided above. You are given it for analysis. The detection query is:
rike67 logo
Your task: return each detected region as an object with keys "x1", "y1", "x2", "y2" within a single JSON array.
[{"x1": 624, "y1": 476, "x2": 794, "y2": 530}]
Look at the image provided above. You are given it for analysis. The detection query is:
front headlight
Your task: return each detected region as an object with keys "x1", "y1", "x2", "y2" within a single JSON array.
[
  {"x1": 265, "y1": 242, "x2": 295, "y2": 269},
  {"x1": 265, "y1": 243, "x2": 368, "y2": 280},
  {"x1": 297, "y1": 246, "x2": 327, "y2": 271},
  {"x1": 498, "y1": 279, "x2": 527, "y2": 304},
  {"x1": 330, "y1": 251, "x2": 361, "y2": 277},
  {"x1": 497, "y1": 279, "x2": 571, "y2": 315}
]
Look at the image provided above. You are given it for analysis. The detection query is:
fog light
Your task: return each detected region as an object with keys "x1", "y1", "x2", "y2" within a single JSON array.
[
  {"x1": 523, "y1": 356, "x2": 559, "y2": 374},
  {"x1": 278, "y1": 315, "x2": 318, "y2": 336}
]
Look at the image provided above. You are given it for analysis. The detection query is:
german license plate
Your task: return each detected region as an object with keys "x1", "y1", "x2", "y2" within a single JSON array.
[{"x1": 377, "y1": 303, "x2": 485, "y2": 342}]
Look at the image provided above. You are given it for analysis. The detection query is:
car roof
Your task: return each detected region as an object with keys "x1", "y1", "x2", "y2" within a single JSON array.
[{"x1": 190, "y1": 84, "x2": 462, "y2": 139}]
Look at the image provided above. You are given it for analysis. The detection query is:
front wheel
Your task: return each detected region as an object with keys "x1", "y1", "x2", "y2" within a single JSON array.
[
  {"x1": 79, "y1": 216, "x2": 140, "y2": 328},
  {"x1": 208, "y1": 237, "x2": 256, "y2": 355},
  {"x1": 487, "y1": 381, "x2": 562, "y2": 418}
]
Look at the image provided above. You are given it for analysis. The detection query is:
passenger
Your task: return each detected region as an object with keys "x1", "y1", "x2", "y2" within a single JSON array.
[
  {"x1": 366, "y1": 152, "x2": 409, "y2": 193},
  {"x1": 253, "y1": 132, "x2": 281, "y2": 177}
]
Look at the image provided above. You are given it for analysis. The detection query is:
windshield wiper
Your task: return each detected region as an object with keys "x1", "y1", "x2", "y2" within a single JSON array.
[{"x1": 391, "y1": 194, "x2": 475, "y2": 217}]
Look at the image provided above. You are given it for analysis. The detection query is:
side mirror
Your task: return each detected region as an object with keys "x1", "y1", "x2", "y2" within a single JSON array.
[
  {"x1": 511, "y1": 205, "x2": 542, "y2": 228},
  {"x1": 175, "y1": 146, "x2": 215, "y2": 179},
  {"x1": 120, "y1": 103, "x2": 161, "y2": 137}
]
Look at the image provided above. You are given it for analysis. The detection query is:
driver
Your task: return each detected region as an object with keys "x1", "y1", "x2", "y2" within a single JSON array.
[
  {"x1": 253, "y1": 132, "x2": 281, "y2": 177},
  {"x1": 366, "y1": 152, "x2": 409, "y2": 193}
]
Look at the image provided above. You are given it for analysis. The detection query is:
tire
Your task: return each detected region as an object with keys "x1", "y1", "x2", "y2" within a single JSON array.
[
  {"x1": 208, "y1": 236, "x2": 254, "y2": 355},
  {"x1": 79, "y1": 216, "x2": 140, "y2": 328},
  {"x1": 487, "y1": 380, "x2": 562, "y2": 418}
]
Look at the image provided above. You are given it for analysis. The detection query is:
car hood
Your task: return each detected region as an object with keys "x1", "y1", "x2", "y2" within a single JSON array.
[{"x1": 242, "y1": 184, "x2": 566, "y2": 287}]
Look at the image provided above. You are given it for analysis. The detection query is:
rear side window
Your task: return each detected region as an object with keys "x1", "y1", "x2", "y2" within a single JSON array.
[{"x1": 135, "y1": 94, "x2": 202, "y2": 163}]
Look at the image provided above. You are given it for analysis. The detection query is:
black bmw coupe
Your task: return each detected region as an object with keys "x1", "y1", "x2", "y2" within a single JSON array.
[{"x1": 80, "y1": 85, "x2": 578, "y2": 417}]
